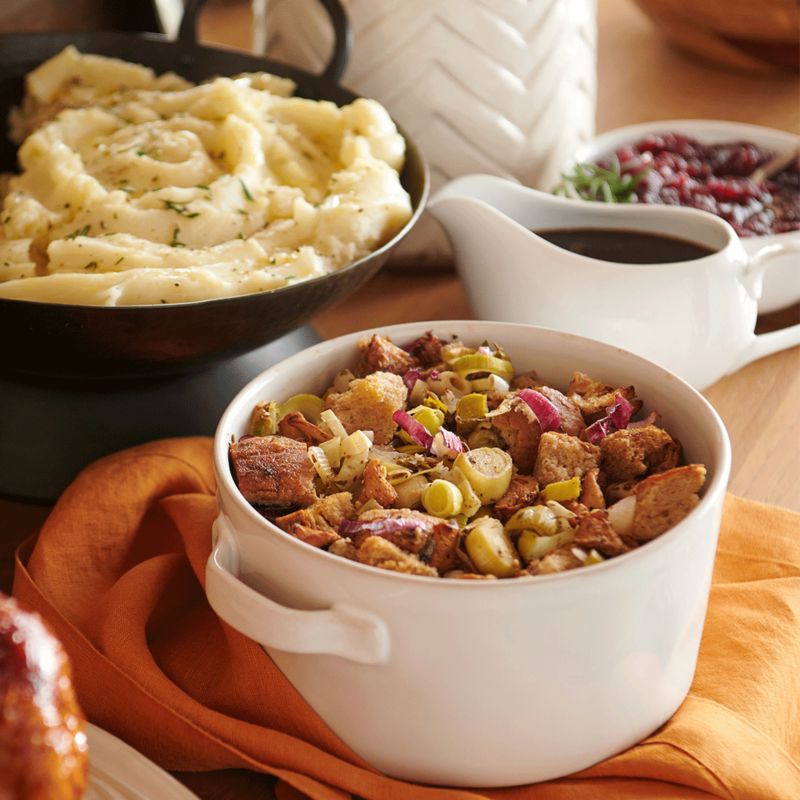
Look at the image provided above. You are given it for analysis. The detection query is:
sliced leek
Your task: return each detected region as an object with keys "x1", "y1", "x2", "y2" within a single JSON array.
[
  {"x1": 449, "y1": 468, "x2": 481, "y2": 518},
  {"x1": 394, "y1": 474, "x2": 430, "y2": 508},
  {"x1": 308, "y1": 445, "x2": 334, "y2": 482},
  {"x1": 334, "y1": 430, "x2": 372, "y2": 487},
  {"x1": 518, "y1": 529, "x2": 575, "y2": 562},
  {"x1": 469, "y1": 374, "x2": 510, "y2": 393},
  {"x1": 449, "y1": 353, "x2": 514, "y2": 382},
  {"x1": 320, "y1": 408, "x2": 348, "y2": 440},
  {"x1": 422, "y1": 479, "x2": 463, "y2": 518},
  {"x1": 540, "y1": 476, "x2": 581, "y2": 503},
  {"x1": 319, "y1": 436, "x2": 342, "y2": 470},
  {"x1": 465, "y1": 518, "x2": 520, "y2": 577},
  {"x1": 456, "y1": 393, "x2": 488, "y2": 426},
  {"x1": 249, "y1": 401, "x2": 279, "y2": 436},
  {"x1": 505, "y1": 505, "x2": 558, "y2": 536},
  {"x1": 454, "y1": 447, "x2": 513, "y2": 504},
  {"x1": 608, "y1": 495, "x2": 636, "y2": 536},
  {"x1": 423, "y1": 392, "x2": 449, "y2": 415},
  {"x1": 278, "y1": 393, "x2": 324, "y2": 424}
]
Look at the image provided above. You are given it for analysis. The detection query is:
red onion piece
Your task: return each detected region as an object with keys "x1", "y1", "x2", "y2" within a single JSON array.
[
  {"x1": 427, "y1": 369, "x2": 440, "y2": 381},
  {"x1": 402, "y1": 369, "x2": 422, "y2": 393},
  {"x1": 584, "y1": 417, "x2": 614, "y2": 444},
  {"x1": 608, "y1": 394, "x2": 634, "y2": 429},
  {"x1": 340, "y1": 517, "x2": 428, "y2": 537},
  {"x1": 392, "y1": 409, "x2": 433, "y2": 448},
  {"x1": 628, "y1": 410, "x2": 660, "y2": 429},
  {"x1": 517, "y1": 388, "x2": 561, "y2": 432},
  {"x1": 431, "y1": 428, "x2": 464, "y2": 458},
  {"x1": 584, "y1": 394, "x2": 635, "y2": 444}
]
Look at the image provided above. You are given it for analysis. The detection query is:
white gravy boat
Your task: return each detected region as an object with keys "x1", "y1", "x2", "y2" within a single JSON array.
[{"x1": 428, "y1": 174, "x2": 800, "y2": 389}]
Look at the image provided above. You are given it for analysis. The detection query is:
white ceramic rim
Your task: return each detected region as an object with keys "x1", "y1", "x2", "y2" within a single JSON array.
[
  {"x1": 572, "y1": 118, "x2": 800, "y2": 244},
  {"x1": 214, "y1": 320, "x2": 731, "y2": 591}
]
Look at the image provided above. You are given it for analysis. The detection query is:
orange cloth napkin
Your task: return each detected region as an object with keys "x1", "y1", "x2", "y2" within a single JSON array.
[{"x1": 12, "y1": 437, "x2": 800, "y2": 800}]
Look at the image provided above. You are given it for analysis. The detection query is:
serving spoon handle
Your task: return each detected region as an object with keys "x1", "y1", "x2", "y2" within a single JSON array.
[{"x1": 748, "y1": 143, "x2": 799, "y2": 184}]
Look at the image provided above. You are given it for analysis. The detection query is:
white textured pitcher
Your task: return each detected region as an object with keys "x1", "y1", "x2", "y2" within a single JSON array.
[{"x1": 254, "y1": 0, "x2": 597, "y2": 266}]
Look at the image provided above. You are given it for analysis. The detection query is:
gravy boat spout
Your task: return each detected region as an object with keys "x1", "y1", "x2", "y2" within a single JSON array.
[{"x1": 428, "y1": 173, "x2": 800, "y2": 389}]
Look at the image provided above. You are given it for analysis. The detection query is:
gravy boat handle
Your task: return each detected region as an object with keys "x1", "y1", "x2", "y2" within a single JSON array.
[
  {"x1": 731, "y1": 239, "x2": 800, "y2": 373},
  {"x1": 206, "y1": 515, "x2": 391, "y2": 665}
]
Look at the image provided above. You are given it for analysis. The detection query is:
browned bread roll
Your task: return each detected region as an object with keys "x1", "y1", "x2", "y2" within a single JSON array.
[{"x1": 0, "y1": 594, "x2": 88, "y2": 800}]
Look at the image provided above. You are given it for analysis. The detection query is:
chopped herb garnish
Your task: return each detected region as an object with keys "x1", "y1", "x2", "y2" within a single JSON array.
[
  {"x1": 239, "y1": 178, "x2": 254, "y2": 202},
  {"x1": 114, "y1": 256, "x2": 125, "y2": 265},
  {"x1": 170, "y1": 226, "x2": 185, "y2": 248},
  {"x1": 66, "y1": 225, "x2": 91, "y2": 240},
  {"x1": 237, "y1": 209, "x2": 248, "y2": 216},
  {"x1": 83, "y1": 261, "x2": 98, "y2": 271},
  {"x1": 554, "y1": 157, "x2": 651, "y2": 203},
  {"x1": 164, "y1": 199, "x2": 200, "y2": 218},
  {"x1": 195, "y1": 184, "x2": 210, "y2": 191}
]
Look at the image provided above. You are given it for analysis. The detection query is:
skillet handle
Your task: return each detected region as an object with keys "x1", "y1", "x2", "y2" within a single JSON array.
[{"x1": 178, "y1": 0, "x2": 353, "y2": 84}]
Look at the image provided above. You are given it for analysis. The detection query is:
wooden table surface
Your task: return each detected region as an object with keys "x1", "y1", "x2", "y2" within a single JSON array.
[{"x1": 1, "y1": 0, "x2": 798, "y2": 798}]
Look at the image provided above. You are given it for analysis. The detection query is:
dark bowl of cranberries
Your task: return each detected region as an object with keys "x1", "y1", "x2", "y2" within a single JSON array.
[{"x1": 566, "y1": 120, "x2": 800, "y2": 314}]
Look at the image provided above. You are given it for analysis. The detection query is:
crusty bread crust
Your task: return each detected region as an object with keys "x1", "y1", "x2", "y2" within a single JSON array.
[
  {"x1": 631, "y1": 464, "x2": 707, "y2": 541},
  {"x1": 600, "y1": 425, "x2": 681, "y2": 483},
  {"x1": 534, "y1": 431, "x2": 600, "y2": 486},
  {"x1": 325, "y1": 371, "x2": 407, "y2": 445}
]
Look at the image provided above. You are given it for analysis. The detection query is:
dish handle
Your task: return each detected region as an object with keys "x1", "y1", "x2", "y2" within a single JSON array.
[
  {"x1": 733, "y1": 239, "x2": 800, "y2": 372},
  {"x1": 177, "y1": 0, "x2": 353, "y2": 84},
  {"x1": 206, "y1": 515, "x2": 390, "y2": 665}
]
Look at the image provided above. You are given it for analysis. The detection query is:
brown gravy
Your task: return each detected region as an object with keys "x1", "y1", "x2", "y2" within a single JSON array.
[{"x1": 534, "y1": 228, "x2": 715, "y2": 264}]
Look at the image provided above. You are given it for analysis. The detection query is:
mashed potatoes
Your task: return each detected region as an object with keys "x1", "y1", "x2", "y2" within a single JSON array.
[{"x1": 0, "y1": 46, "x2": 412, "y2": 306}]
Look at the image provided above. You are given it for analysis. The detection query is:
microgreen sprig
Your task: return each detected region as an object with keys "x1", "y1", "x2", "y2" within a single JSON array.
[{"x1": 554, "y1": 156, "x2": 651, "y2": 203}]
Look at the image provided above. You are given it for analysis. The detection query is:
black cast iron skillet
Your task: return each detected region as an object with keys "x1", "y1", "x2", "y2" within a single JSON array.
[{"x1": 0, "y1": 0, "x2": 427, "y2": 384}]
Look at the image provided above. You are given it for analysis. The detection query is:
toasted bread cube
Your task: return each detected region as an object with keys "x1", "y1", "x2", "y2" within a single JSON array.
[
  {"x1": 358, "y1": 459, "x2": 398, "y2": 507},
  {"x1": 276, "y1": 491, "x2": 355, "y2": 535},
  {"x1": 356, "y1": 334, "x2": 417, "y2": 376},
  {"x1": 290, "y1": 525, "x2": 340, "y2": 549},
  {"x1": 356, "y1": 535, "x2": 438, "y2": 576},
  {"x1": 580, "y1": 468, "x2": 606, "y2": 510},
  {"x1": 537, "y1": 386, "x2": 586, "y2": 436},
  {"x1": 277, "y1": 411, "x2": 328, "y2": 445},
  {"x1": 491, "y1": 398, "x2": 541, "y2": 473},
  {"x1": 631, "y1": 464, "x2": 707, "y2": 541},
  {"x1": 600, "y1": 425, "x2": 681, "y2": 483},
  {"x1": 567, "y1": 371, "x2": 641, "y2": 421},
  {"x1": 230, "y1": 435, "x2": 316, "y2": 507},
  {"x1": 325, "y1": 371, "x2": 407, "y2": 445},
  {"x1": 534, "y1": 432, "x2": 600, "y2": 486},
  {"x1": 494, "y1": 474, "x2": 540, "y2": 521},
  {"x1": 573, "y1": 509, "x2": 628, "y2": 556},
  {"x1": 536, "y1": 546, "x2": 584, "y2": 574}
]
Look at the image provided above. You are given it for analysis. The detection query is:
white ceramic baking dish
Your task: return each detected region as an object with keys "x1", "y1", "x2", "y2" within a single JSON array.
[
  {"x1": 573, "y1": 119, "x2": 800, "y2": 314},
  {"x1": 209, "y1": 320, "x2": 731, "y2": 787}
]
